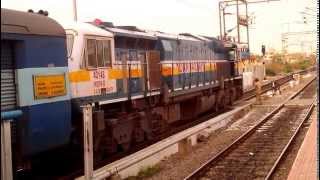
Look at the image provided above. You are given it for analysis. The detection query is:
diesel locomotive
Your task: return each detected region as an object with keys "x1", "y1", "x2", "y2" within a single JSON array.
[{"x1": 1, "y1": 8, "x2": 264, "y2": 175}]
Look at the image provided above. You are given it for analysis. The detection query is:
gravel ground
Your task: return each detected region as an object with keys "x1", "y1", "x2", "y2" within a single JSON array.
[{"x1": 141, "y1": 74, "x2": 316, "y2": 180}]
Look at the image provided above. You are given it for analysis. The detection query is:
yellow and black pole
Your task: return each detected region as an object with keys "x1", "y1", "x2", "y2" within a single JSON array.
[
  {"x1": 1, "y1": 110, "x2": 23, "y2": 180},
  {"x1": 254, "y1": 78, "x2": 262, "y2": 105},
  {"x1": 82, "y1": 104, "x2": 93, "y2": 180},
  {"x1": 261, "y1": 44, "x2": 266, "y2": 80}
]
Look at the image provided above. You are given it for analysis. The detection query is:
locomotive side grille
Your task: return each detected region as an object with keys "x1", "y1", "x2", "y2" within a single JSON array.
[
  {"x1": 1, "y1": 40, "x2": 18, "y2": 144},
  {"x1": 1, "y1": 41, "x2": 17, "y2": 111}
]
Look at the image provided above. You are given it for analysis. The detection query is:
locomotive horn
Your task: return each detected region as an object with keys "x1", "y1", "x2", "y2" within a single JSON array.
[
  {"x1": 37, "y1": 10, "x2": 49, "y2": 16},
  {"x1": 38, "y1": 9, "x2": 44, "y2": 15}
]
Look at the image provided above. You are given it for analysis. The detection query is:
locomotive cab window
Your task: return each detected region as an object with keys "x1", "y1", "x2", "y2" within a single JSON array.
[
  {"x1": 66, "y1": 34, "x2": 74, "y2": 58},
  {"x1": 129, "y1": 50, "x2": 137, "y2": 61},
  {"x1": 84, "y1": 37, "x2": 112, "y2": 68},
  {"x1": 138, "y1": 51, "x2": 146, "y2": 62},
  {"x1": 228, "y1": 49, "x2": 235, "y2": 61},
  {"x1": 120, "y1": 50, "x2": 128, "y2": 62},
  {"x1": 161, "y1": 40, "x2": 172, "y2": 52}
]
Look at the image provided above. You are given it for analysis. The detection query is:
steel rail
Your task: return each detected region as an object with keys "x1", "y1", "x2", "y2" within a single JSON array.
[
  {"x1": 264, "y1": 100, "x2": 315, "y2": 179},
  {"x1": 184, "y1": 76, "x2": 316, "y2": 180}
]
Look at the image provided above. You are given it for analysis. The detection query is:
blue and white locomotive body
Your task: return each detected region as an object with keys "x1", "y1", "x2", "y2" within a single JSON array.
[{"x1": 154, "y1": 32, "x2": 234, "y2": 91}]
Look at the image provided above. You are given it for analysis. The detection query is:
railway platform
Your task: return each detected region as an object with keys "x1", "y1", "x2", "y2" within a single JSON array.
[{"x1": 287, "y1": 109, "x2": 318, "y2": 180}]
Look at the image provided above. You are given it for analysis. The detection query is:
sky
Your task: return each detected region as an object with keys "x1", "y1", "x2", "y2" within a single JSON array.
[{"x1": 1, "y1": 0, "x2": 317, "y2": 54}]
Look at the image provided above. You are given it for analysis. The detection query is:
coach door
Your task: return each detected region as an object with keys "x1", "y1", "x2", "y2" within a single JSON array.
[
  {"x1": 1, "y1": 40, "x2": 16, "y2": 111},
  {"x1": 146, "y1": 50, "x2": 161, "y2": 91}
]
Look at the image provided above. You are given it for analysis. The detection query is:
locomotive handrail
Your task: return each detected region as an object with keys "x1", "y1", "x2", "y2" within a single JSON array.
[
  {"x1": 115, "y1": 58, "x2": 240, "y2": 101},
  {"x1": 160, "y1": 61, "x2": 219, "y2": 92},
  {"x1": 1, "y1": 110, "x2": 23, "y2": 121}
]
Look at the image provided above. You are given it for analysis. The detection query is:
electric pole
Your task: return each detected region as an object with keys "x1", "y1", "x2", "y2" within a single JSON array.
[
  {"x1": 218, "y1": 0, "x2": 280, "y2": 53},
  {"x1": 73, "y1": 0, "x2": 78, "y2": 21}
]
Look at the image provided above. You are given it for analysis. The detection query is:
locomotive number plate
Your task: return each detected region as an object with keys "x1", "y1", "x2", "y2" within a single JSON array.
[{"x1": 33, "y1": 74, "x2": 67, "y2": 99}]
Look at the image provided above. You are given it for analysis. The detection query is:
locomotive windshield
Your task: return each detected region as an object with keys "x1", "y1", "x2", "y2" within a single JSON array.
[
  {"x1": 66, "y1": 34, "x2": 74, "y2": 58},
  {"x1": 84, "y1": 37, "x2": 112, "y2": 68}
]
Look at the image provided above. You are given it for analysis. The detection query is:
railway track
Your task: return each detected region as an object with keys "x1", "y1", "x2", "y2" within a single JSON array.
[{"x1": 184, "y1": 77, "x2": 316, "y2": 180}]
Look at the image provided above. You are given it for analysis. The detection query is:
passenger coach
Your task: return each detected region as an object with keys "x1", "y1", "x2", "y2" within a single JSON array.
[{"x1": 1, "y1": 8, "x2": 71, "y2": 169}]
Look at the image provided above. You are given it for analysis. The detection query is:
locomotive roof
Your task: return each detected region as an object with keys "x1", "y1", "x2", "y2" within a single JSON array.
[
  {"x1": 150, "y1": 31, "x2": 201, "y2": 42},
  {"x1": 61, "y1": 21, "x2": 113, "y2": 37},
  {"x1": 179, "y1": 33, "x2": 212, "y2": 41},
  {"x1": 1, "y1": 8, "x2": 65, "y2": 37},
  {"x1": 103, "y1": 26, "x2": 157, "y2": 40},
  {"x1": 89, "y1": 20, "x2": 233, "y2": 48},
  {"x1": 90, "y1": 20, "x2": 204, "y2": 42}
]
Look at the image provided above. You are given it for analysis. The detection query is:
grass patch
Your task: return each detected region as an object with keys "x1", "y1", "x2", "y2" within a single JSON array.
[
  {"x1": 283, "y1": 63, "x2": 293, "y2": 73},
  {"x1": 266, "y1": 68, "x2": 277, "y2": 76},
  {"x1": 255, "y1": 52, "x2": 315, "y2": 76},
  {"x1": 125, "y1": 164, "x2": 162, "y2": 180},
  {"x1": 266, "y1": 58, "x2": 314, "y2": 76}
]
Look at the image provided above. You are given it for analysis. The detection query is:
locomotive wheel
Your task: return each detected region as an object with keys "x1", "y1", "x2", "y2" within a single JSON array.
[
  {"x1": 230, "y1": 88, "x2": 237, "y2": 104},
  {"x1": 225, "y1": 90, "x2": 232, "y2": 106},
  {"x1": 218, "y1": 95, "x2": 226, "y2": 109},
  {"x1": 222, "y1": 96, "x2": 227, "y2": 109},
  {"x1": 217, "y1": 90, "x2": 226, "y2": 110},
  {"x1": 236, "y1": 86, "x2": 243, "y2": 99},
  {"x1": 232, "y1": 88, "x2": 237, "y2": 102},
  {"x1": 120, "y1": 142, "x2": 131, "y2": 152},
  {"x1": 105, "y1": 137, "x2": 118, "y2": 154},
  {"x1": 133, "y1": 128, "x2": 146, "y2": 143},
  {"x1": 213, "y1": 101, "x2": 219, "y2": 112}
]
